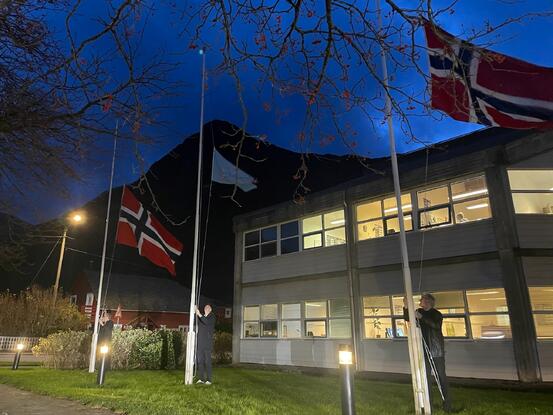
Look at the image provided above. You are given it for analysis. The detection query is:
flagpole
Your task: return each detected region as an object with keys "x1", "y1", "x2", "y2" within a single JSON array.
[
  {"x1": 184, "y1": 49, "x2": 206, "y2": 385},
  {"x1": 375, "y1": 1, "x2": 431, "y2": 413},
  {"x1": 88, "y1": 121, "x2": 118, "y2": 373}
]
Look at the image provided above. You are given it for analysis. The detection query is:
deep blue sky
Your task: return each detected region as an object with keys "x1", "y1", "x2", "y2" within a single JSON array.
[{"x1": 24, "y1": 0, "x2": 553, "y2": 223}]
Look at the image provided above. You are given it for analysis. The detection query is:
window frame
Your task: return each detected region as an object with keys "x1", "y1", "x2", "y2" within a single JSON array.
[
  {"x1": 507, "y1": 169, "x2": 553, "y2": 215},
  {"x1": 302, "y1": 209, "x2": 346, "y2": 251},
  {"x1": 465, "y1": 288, "x2": 511, "y2": 340},
  {"x1": 356, "y1": 194, "x2": 413, "y2": 240},
  {"x1": 243, "y1": 220, "x2": 300, "y2": 262},
  {"x1": 528, "y1": 286, "x2": 553, "y2": 340}
]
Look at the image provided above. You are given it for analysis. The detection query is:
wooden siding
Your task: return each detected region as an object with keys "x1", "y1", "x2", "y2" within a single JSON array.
[
  {"x1": 240, "y1": 339, "x2": 347, "y2": 368},
  {"x1": 357, "y1": 220, "x2": 497, "y2": 269},
  {"x1": 361, "y1": 340, "x2": 517, "y2": 380},
  {"x1": 522, "y1": 257, "x2": 553, "y2": 285},
  {"x1": 538, "y1": 342, "x2": 553, "y2": 382},
  {"x1": 242, "y1": 245, "x2": 347, "y2": 283},
  {"x1": 516, "y1": 216, "x2": 553, "y2": 249},
  {"x1": 241, "y1": 275, "x2": 349, "y2": 305},
  {"x1": 359, "y1": 259, "x2": 504, "y2": 296}
]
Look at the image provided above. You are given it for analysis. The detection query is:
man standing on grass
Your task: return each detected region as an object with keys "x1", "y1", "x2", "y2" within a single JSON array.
[
  {"x1": 195, "y1": 304, "x2": 215, "y2": 385},
  {"x1": 98, "y1": 309, "x2": 114, "y2": 370},
  {"x1": 403, "y1": 293, "x2": 452, "y2": 413}
]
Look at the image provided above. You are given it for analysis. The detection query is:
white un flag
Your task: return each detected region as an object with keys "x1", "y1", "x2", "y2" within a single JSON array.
[{"x1": 211, "y1": 148, "x2": 257, "y2": 192}]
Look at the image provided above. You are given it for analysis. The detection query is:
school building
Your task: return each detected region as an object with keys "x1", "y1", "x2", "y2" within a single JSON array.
[{"x1": 231, "y1": 127, "x2": 553, "y2": 382}]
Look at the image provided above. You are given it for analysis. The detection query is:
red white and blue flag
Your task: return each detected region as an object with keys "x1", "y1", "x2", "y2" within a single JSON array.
[
  {"x1": 116, "y1": 186, "x2": 183, "y2": 276},
  {"x1": 424, "y1": 21, "x2": 553, "y2": 129}
]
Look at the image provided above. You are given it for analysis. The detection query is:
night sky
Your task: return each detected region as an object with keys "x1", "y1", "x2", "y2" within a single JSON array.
[{"x1": 22, "y1": 0, "x2": 553, "y2": 224}]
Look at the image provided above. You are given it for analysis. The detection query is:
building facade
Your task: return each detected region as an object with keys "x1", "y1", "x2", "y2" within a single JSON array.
[{"x1": 232, "y1": 128, "x2": 553, "y2": 382}]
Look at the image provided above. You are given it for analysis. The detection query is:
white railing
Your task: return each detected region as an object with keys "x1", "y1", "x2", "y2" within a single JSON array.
[{"x1": 0, "y1": 336, "x2": 40, "y2": 351}]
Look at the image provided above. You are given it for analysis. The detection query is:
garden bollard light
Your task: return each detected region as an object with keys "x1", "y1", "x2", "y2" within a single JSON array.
[
  {"x1": 339, "y1": 344, "x2": 356, "y2": 415},
  {"x1": 97, "y1": 345, "x2": 109, "y2": 386},
  {"x1": 12, "y1": 343, "x2": 24, "y2": 370}
]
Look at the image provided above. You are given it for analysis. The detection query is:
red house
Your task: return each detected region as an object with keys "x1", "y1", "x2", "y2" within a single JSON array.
[{"x1": 70, "y1": 270, "x2": 231, "y2": 331}]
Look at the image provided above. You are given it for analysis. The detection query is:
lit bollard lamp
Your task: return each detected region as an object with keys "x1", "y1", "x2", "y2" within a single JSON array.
[
  {"x1": 339, "y1": 344, "x2": 356, "y2": 415},
  {"x1": 97, "y1": 345, "x2": 109, "y2": 386},
  {"x1": 12, "y1": 343, "x2": 24, "y2": 370}
]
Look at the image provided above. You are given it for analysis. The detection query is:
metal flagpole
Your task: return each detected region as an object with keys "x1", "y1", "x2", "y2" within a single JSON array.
[
  {"x1": 184, "y1": 49, "x2": 206, "y2": 385},
  {"x1": 375, "y1": 1, "x2": 431, "y2": 413},
  {"x1": 88, "y1": 121, "x2": 119, "y2": 373}
]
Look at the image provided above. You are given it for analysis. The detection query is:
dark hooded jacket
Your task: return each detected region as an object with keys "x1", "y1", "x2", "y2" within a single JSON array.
[{"x1": 404, "y1": 307, "x2": 445, "y2": 358}]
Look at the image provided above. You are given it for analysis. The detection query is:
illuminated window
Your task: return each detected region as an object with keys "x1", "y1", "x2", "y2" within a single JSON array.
[
  {"x1": 302, "y1": 210, "x2": 346, "y2": 249},
  {"x1": 529, "y1": 287, "x2": 553, "y2": 339},
  {"x1": 466, "y1": 288, "x2": 511, "y2": 339},
  {"x1": 363, "y1": 296, "x2": 394, "y2": 338},
  {"x1": 329, "y1": 299, "x2": 351, "y2": 338},
  {"x1": 508, "y1": 170, "x2": 553, "y2": 214},
  {"x1": 418, "y1": 175, "x2": 491, "y2": 228},
  {"x1": 305, "y1": 320, "x2": 327, "y2": 337},
  {"x1": 243, "y1": 305, "x2": 260, "y2": 338},
  {"x1": 357, "y1": 194, "x2": 412, "y2": 240},
  {"x1": 281, "y1": 303, "x2": 301, "y2": 339}
]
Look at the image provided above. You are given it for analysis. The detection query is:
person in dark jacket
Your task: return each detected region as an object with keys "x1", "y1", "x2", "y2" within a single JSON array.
[
  {"x1": 404, "y1": 293, "x2": 452, "y2": 413},
  {"x1": 98, "y1": 309, "x2": 114, "y2": 370},
  {"x1": 195, "y1": 304, "x2": 216, "y2": 384}
]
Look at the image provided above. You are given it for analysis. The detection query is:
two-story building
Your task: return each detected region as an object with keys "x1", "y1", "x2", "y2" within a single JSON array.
[{"x1": 232, "y1": 127, "x2": 553, "y2": 383}]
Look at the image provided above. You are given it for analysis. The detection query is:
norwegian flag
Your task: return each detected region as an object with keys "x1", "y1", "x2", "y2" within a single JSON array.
[
  {"x1": 116, "y1": 186, "x2": 183, "y2": 276},
  {"x1": 424, "y1": 21, "x2": 553, "y2": 129}
]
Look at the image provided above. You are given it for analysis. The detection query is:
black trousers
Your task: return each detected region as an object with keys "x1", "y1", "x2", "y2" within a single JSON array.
[
  {"x1": 424, "y1": 355, "x2": 452, "y2": 412},
  {"x1": 196, "y1": 348, "x2": 212, "y2": 382}
]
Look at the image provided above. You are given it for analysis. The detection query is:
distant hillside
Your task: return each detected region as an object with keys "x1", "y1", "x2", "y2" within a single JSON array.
[{"x1": 3, "y1": 120, "x2": 369, "y2": 303}]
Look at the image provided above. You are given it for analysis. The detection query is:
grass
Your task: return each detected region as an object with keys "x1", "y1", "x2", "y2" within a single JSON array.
[{"x1": 0, "y1": 367, "x2": 552, "y2": 415}]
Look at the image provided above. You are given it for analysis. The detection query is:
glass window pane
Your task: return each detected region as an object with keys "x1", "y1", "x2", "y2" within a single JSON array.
[
  {"x1": 303, "y1": 215, "x2": 322, "y2": 233},
  {"x1": 392, "y1": 296, "x2": 419, "y2": 315},
  {"x1": 394, "y1": 319, "x2": 408, "y2": 337},
  {"x1": 325, "y1": 227, "x2": 346, "y2": 246},
  {"x1": 261, "y1": 226, "x2": 277, "y2": 242},
  {"x1": 454, "y1": 197, "x2": 491, "y2": 223},
  {"x1": 329, "y1": 299, "x2": 350, "y2": 318},
  {"x1": 244, "y1": 322, "x2": 259, "y2": 337},
  {"x1": 357, "y1": 201, "x2": 382, "y2": 222},
  {"x1": 434, "y1": 291, "x2": 466, "y2": 314},
  {"x1": 281, "y1": 320, "x2": 301, "y2": 338},
  {"x1": 245, "y1": 246, "x2": 259, "y2": 261},
  {"x1": 261, "y1": 304, "x2": 278, "y2": 320},
  {"x1": 243, "y1": 306, "x2": 259, "y2": 321},
  {"x1": 470, "y1": 315, "x2": 512, "y2": 339},
  {"x1": 281, "y1": 303, "x2": 301, "y2": 319},
  {"x1": 529, "y1": 287, "x2": 553, "y2": 311},
  {"x1": 442, "y1": 317, "x2": 467, "y2": 337},
  {"x1": 534, "y1": 314, "x2": 553, "y2": 339},
  {"x1": 305, "y1": 301, "x2": 327, "y2": 318},
  {"x1": 281, "y1": 237, "x2": 299, "y2": 254},
  {"x1": 324, "y1": 210, "x2": 345, "y2": 229},
  {"x1": 508, "y1": 170, "x2": 553, "y2": 191},
  {"x1": 419, "y1": 207, "x2": 450, "y2": 227},
  {"x1": 261, "y1": 321, "x2": 278, "y2": 337},
  {"x1": 281, "y1": 221, "x2": 299, "y2": 238},
  {"x1": 451, "y1": 176, "x2": 488, "y2": 201},
  {"x1": 303, "y1": 233, "x2": 322, "y2": 249},
  {"x1": 466, "y1": 289, "x2": 508, "y2": 313},
  {"x1": 417, "y1": 186, "x2": 449, "y2": 208},
  {"x1": 260, "y1": 241, "x2": 277, "y2": 257},
  {"x1": 363, "y1": 296, "x2": 391, "y2": 316},
  {"x1": 365, "y1": 317, "x2": 393, "y2": 338},
  {"x1": 329, "y1": 319, "x2": 352, "y2": 338},
  {"x1": 245, "y1": 230, "x2": 259, "y2": 246},
  {"x1": 512, "y1": 193, "x2": 553, "y2": 214},
  {"x1": 305, "y1": 321, "x2": 326, "y2": 337},
  {"x1": 383, "y1": 194, "x2": 412, "y2": 215},
  {"x1": 385, "y1": 215, "x2": 413, "y2": 235},
  {"x1": 358, "y1": 220, "x2": 384, "y2": 240}
]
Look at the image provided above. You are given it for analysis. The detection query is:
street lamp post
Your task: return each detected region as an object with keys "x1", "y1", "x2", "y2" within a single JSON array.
[
  {"x1": 97, "y1": 345, "x2": 109, "y2": 386},
  {"x1": 52, "y1": 212, "x2": 84, "y2": 305},
  {"x1": 12, "y1": 343, "x2": 24, "y2": 370},
  {"x1": 339, "y1": 344, "x2": 356, "y2": 415}
]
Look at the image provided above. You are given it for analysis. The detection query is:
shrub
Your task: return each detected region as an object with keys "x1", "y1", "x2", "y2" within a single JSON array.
[
  {"x1": 32, "y1": 330, "x2": 90, "y2": 369},
  {"x1": 213, "y1": 331, "x2": 232, "y2": 364},
  {"x1": 0, "y1": 286, "x2": 88, "y2": 337}
]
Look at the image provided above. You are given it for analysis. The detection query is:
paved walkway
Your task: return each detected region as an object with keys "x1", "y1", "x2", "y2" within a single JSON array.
[{"x1": 0, "y1": 384, "x2": 116, "y2": 415}]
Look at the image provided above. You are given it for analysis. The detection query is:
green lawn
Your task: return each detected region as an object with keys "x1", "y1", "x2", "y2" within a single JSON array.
[{"x1": 0, "y1": 367, "x2": 552, "y2": 415}]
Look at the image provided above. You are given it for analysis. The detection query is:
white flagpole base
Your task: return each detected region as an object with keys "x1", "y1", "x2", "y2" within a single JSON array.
[
  {"x1": 184, "y1": 331, "x2": 196, "y2": 385},
  {"x1": 88, "y1": 332, "x2": 99, "y2": 373}
]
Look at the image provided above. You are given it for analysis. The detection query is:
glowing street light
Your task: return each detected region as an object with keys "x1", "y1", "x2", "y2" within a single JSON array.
[
  {"x1": 97, "y1": 345, "x2": 109, "y2": 385},
  {"x1": 53, "y1": 211, "x2": 86, "y2": 305},
  {"x1": 12, "y1": 343, "x2": 24, "y2": 370},
  {"x1": 339, "y1": 344, "x2": 355, "y2": 415}
]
